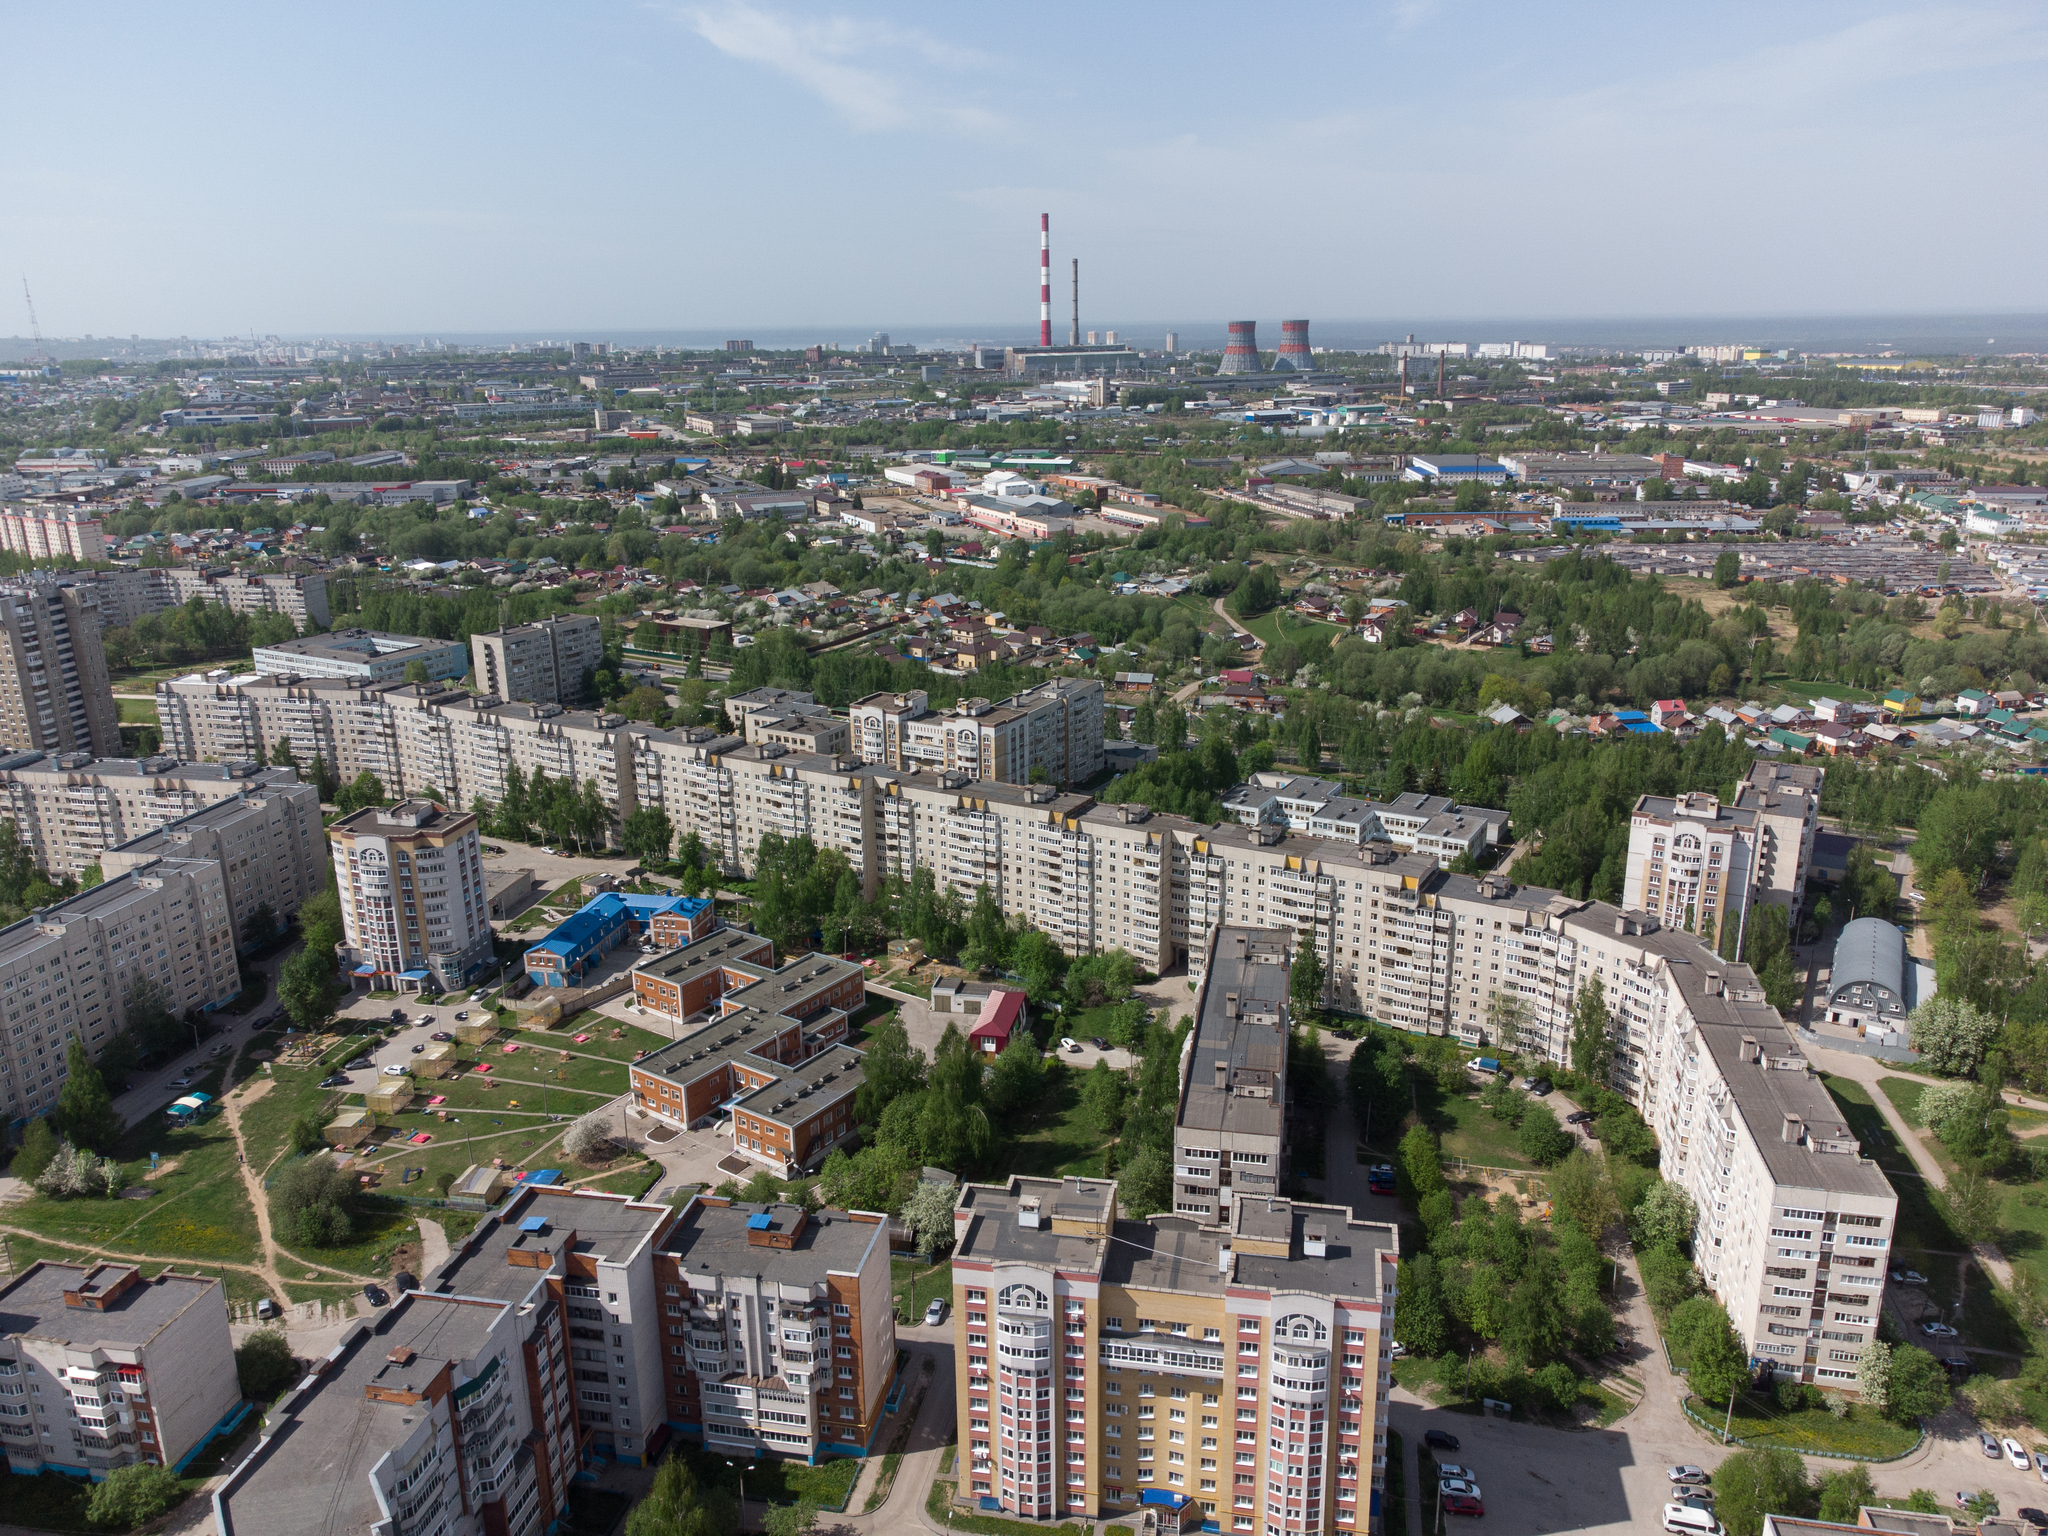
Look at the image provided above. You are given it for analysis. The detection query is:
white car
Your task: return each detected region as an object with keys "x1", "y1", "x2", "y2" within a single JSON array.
[
  {"x1": 1060, "y1": 1037, "x2": 1081, "y2": 1053},
  {"x1": 1434, "y1": 1464, "x2": 1474, "y2": 1482},
  {"x1": 1439, "y1": 1479, "x2": 1482, "y2": 1501},
  {"x1": 2008, "y1": 1438, "x2": 2033, "y2": 1471},
  {"x1": 1920, "y1": 1320, "x2": 1960, "y2": 1339},
  {"x1": 381, "y1": 1064, "x2": 408, "y2": 1077}
]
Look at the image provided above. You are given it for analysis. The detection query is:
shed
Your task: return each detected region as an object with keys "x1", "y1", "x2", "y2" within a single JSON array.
[
  {"x1": 325, "y1": 1108, "x2": 371, "y2": 1149},
  {"x1": 449, "y1": 1164, "x2": 510, "y2": 1208},
  {"x1": 364, "y1": 1080, "x2": 414, "y2": 1116},
  {"x1": 456, "y1": 1020, "x2": 498, "y2": 1049},
  {"x1": 417, "y1": 1040, "x2": 461, "y2": 1079}
]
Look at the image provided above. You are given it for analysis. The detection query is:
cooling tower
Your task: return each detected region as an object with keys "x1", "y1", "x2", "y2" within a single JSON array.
[
  {"x1": 1218, "y1": 320, "x2": 1259, "y2": 374},
  {"x1": 1274, "y1": 319, "x2": 1312, "y2": 371}
]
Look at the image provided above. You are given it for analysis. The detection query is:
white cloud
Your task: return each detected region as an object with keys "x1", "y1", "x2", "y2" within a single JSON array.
[{"x1": 673, "y1": 2, "x2": 1004, "y2": 134}]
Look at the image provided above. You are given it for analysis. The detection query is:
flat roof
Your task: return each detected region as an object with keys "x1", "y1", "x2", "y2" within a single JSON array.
[
  {"x1": 0, "y1": 1262, "x2": 220, "y2": 1351},
  {"x1": 954, "y1": 1177, "x2": 1116, "y2": 1273},
  {"x1": 661, "y1": 1198, "x2": 886, "y2": 1289},
  {"x1": 1178, "y1": 927, "x2": 1292, "y2": 1143},
  {"x1": 215, "y1": 1294, "x2": 505, "y2": 1536},
  {"x1": 431, "y1": 1186, "x2": 675, "y2": 1302}
]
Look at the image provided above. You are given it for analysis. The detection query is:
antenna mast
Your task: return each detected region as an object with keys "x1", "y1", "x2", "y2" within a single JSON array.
[
  {"x1": 1070, "y1": 259, "x2": 1080, "y2": 347},
  {"x1": 21, "y1": 279, "x2": 47, "y2": 361}
]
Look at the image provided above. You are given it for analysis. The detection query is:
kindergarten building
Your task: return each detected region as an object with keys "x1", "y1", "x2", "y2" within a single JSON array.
[{"x1": 523, "y1": 892, "x2": 712, "y2": 988}]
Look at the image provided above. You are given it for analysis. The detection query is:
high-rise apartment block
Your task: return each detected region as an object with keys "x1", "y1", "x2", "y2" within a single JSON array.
[
  {"x1": 98, "y1": 782, "x2": 325, "y2": 946},
  {"x1": 11, "y1": 566, "x2": 329, "y2": 632},
  {"x1": 0, "y1": 506, "x2": 108, "y2": 563},
  {"x1": 849, "y1": 677, "x2": 1104, "y2": 785},
  {"x1": 470, "y1": 614, "x2": 606, "y2": 705},
  {"x1": 328, "y1": 800, "x2": 495, "y2": 992},
  {"x1": 1621, "y1": 790, "x2": 1759, "y2": 948},
  {"x1": 0, "y1": 752, "x2": 308, "y2": 879},
  {"x1": 657, "y1": 1195, "x2": 894, "y2": 1457},
  {"x1": 1170, "y1": 928, "x2": 1290, "y2": 1223},
  {"x1": 949, "y1": 1173, "x2": 1396, "y2": 1531},
  {"x1": 0, "y1": 1262, "x2": 240, "y2": 1479},
  {"x1": 1735, "y1": 760, "x2": 1823, "y2": 920},
  {"x1": 0, "y1": 858, "x2": 241, "y2": 1119},
  {"x1": 0, "y1": 585, "x2": 118, "y2": 760}
]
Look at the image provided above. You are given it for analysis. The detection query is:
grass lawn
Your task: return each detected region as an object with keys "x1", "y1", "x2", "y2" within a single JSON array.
[
  {"x1": 926, "y1": 1475, "x2": 1095, "y2": 1536},
  {"x1": 1005, "y1": 1062, "x2": 1110, "y2": 1179},
  {"x1": 1692, "y1": 1391, "x2": 1920, "y2": 1458},
  {"x1": 114, "y1": 696, "x2": 160, "y2": 724},
  {"x1": 1240, "y1": 607, "x2": 1350, "y2": 655},
  {"x1": 676, "y1": 1447, "x2": 862, "y2": 1509},
  {"x1": 519, "y1": 1016, "x2": 670, "y2": 1061},
  {"x1": 892, "y1": 1258, "x2": 952, "y2": 1322},
  {"x1": 1409, "y1": 1077, "x2": 1535, "y2": 1172},
  {"x1": 1777, "y1": 681, "x2": 1881, "y2": 704},
  {"x1": 1880, "y1": 1076, "x2": 1930, "y2": 1127},
  {"x1": 569, "y1": 1156, "x2": 664, "y2": 1199}
]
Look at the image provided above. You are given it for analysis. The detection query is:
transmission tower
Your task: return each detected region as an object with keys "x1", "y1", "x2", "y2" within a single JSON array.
[{"x1": 21, "y1": 278, "x2": 49, "y2": 362}]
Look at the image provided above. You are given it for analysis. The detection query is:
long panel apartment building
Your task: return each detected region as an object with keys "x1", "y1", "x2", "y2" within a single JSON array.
[
  {"x1": 949, "y1": 1173, "x2": 1396, "y2": 1533},
  {"x1": 470, "y1": 614, "x2": 606, "y2": 706},
  {"x1": 97, "y1": 782, "x2": 326, "y2": 946},
  {"x1": 0, "y1": 585, "x2": 119, "y2": 760},
  {"x1": 9, "y1": 566, "x2": 329, "y2": 631},
  {"x1": 0, "y1": 752, "x2": 313, "y2": 881}
]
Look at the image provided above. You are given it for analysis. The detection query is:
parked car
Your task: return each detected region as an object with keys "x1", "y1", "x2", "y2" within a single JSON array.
[
  {"x1": 1388, "y1": 1341, "x2": 1407, "y2": 1359},
  {"x1": 382, "y1": 1064, "x2": 408, "y2": 1077},
  {"x1": 256, "y1": 1298, "x2": 280, "y2": 1320},
  {"x1": 2008, "y1": 1439, "x2": 2033, "y2": 1471},
  {"x1": 1663, "y1": 1504, "x2": 1723, "y2": 1536},
  {"x1": 388, "y1": 1008, "x2": 406, "y2": 1024},
  {"x1": 1434, "y1": 1465, "x2": 1474, "y2": 1483},
  {"x1": 430, "y1": 1031, "x2": 454, "y2": 1042},
  {"x1": 924, "y1": 1298, "x2": 948, "y2": 1326},
  {"x1": 1466, "y1": 1056, "x2": 1501, "y2": 1074},
  {"x1": 1981, "y1": 1432, "x2": 2003, "y2": 1458},
  {"x1": 1060, "y1": 1038, "x2": 1081, "y2": 1053},
  {"x1": 170, "y1": 1075, "x2": 193, "y2": 1088},
  {"x1": 392, "y1": 1271, "x2": 417, "y2": 1294},
  {"x1": 1367, "y1": 1163, "x2": 1397, "y2": 1194},
  {"x1": 415, "y1": 1014, "x2": 435, "y2": 1027},
  {"x1": 2016, "y1": 1511, "x2": 2048, "y2": 1530},
  {"x1": 2032, "y1": 1449, "x2": 2048, "y2": 1484},
  {"x1": 454, "y1": 1010, "x2": 468, "y2": 1021},
  {"x1": 1090, "y1": 1037, "x2": 1109, "y2": 1050},
  {"x1": 1565, "y1": 1110, "x2": 1594, "y2": 1125},
  {"x1": 1441, "y1": 1494, "x2": 1484, "y2": 1519},
  {"x1": 363, "y1": 1284, "x2": 390, "y2": 1308},
  {"x1": 1923, "y1": 1320, "x2": 1961, "y2": 1339},
  {"x1": 347, "y1": 1057, "x2": 374, "y2": 1070},
  {"x1": 1424, "y1": 1431, "x2": 1461, "y2": 1452},
  {"x1": 320, "y1": 1074, "x2": 348, "y2": 1088},
  {"x1": 1668, "y1": 1467, "x2": 1710, "y2": 1486},
  {"x1": 1520, "y1": 1077, "x2": 1552, "y2": 1095},
  {"x1": 1890, "y1": 1267, "x2": 1928, "y2": 1285},
  {"x1": 411, "y1": 1044, "x2": 426, "y2": 1054}
]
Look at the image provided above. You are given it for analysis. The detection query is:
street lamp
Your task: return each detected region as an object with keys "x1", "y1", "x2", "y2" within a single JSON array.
[{"x1": 727, "y1": 1458, "x2": 747, "y2": 1532}]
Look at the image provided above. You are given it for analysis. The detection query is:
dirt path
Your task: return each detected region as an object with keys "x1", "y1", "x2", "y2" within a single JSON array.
[
  {"x1": 1213, "y1": 594, "x2": 1258, "y2": 642},
  {"x1": 217, "y1": 1062, "x2": 295, "y2": 1297}
]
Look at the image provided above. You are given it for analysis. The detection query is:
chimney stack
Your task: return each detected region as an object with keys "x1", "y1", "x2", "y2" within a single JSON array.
[
  {"x1": 1038, "y1": 215, "x2": 1051, "y2": 349},
  {"x1": 1782, "y1": 1114, "x2": 1804, "y2": 1144}
]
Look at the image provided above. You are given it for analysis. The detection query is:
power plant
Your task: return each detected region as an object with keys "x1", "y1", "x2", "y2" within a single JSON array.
[
  {"x1": 1274, "y1": 319, "x2": 1312, "y2": 370},
  {"x1": 1218, "y1": 320, "x2": 1260, "y2": 374}
]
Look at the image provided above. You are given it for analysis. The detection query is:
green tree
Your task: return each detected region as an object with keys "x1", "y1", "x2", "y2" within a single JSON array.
[
  {"x1": 1855, "y1": 1339, "x2": 1892, "y2": 1411},
  {"x1": 87, "y1": 1463, "x2": 182, "y2": 1527},
  {"x1": 1078, "y1": 1059, "x2": 1128, "y2": 1140},
  {"x1": 54, "y1": 1039, "x2": 123, "y2": 1153},
  {"x1": 1232, "y1": 563, "x2": 1281, "y2": 618},
  {"x1": 763, "y1": 1499, "x2": 820, "y2": 1536},
  {"x1": 625, "y1": 1454, "x2": 723, "y2": 1536},
  {"x1": 1636, "y1": 1244, "x2": 1698, "y2": 1314},
  {"x1": 1683, "y1": 1297, "x2": 1749, "y2": 1405},
  {"x1": 852, "y1": 1016, "x2": 926, "y2": 1128},
  {"x1": 240, "y1": 901, "x2": 278, "y2": 951},
  {"x1": 1908, "y1": 995, "x2": 1999, "y2": 1077},
  {"x1": 1887, "y1": 1343, "x2": 1953, "y2": 1421},
  {"x1": 235, "y1": 1328, "x2": 297, "y2": 1401},
  {"x1": 1502, "y1": 1253, "x2": 1567, "y2": 1368},
  {"x1": 1393, "y1": 1253, "x2": 1449, "y2": 1357},
  {"x1": 1516, "y1": 1111, "x2": 1573, "y2": 1166},
  {"x1": 334, "y1": 770, "x2": 386, "y2": 814},
  {"x1": 984, "y1": 1037, "x2": 1046, "y2": 1121},
  {"x1": 11, "y1": 1117, "x2": 57, "y2": 1183},
  {"x1": 1116, "y1": 1142, "x2": 1171, "y2": 1218},
  {"x1": 269, "y1": 1154, "x2": 354, "y2": 1247},
  {"x1": 1816, "y1": 1464, "x2": 1874, "y2": 1523},
  {"x1": 620, "y1": 806, "x2": 674, "y2": 864},
  {"x1": 1290, "y1": 939, "x2": 1324, "y2": 1016},
  {"x1": 1631, "y1": 1180, "x2": 1698, "y2": 1252},
  {"x1": 1711, "y1": 1449, "x2": 1812, "y2": 1536},
  {"x1": 1399, "y1": 1124, "x2": 1444, "y2": 1205},
  {"x1": 1569, "y1": 976, "x2": 1613, "y2": 1081},
  {"x1": 1713, "y1": 549, "x2": 1742, "y2": 588}
]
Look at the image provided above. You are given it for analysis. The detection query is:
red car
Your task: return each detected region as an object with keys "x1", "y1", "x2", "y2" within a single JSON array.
[{"x1": 1443, "y1": 1493, "x2": 1485, "y2": 1518}]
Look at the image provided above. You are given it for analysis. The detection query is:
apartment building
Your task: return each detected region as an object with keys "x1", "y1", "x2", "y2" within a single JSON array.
[
  {"x1": 1621, "y1": 791, "x2": 1759, "y2": 949},
  {"x1": 949, "y1": 1173, "x2": 1397, "y2": 1532},
  {"x1": 431, "y1": 1185, "x2": 675, "y2": 1467},
  {"x1": 0, "y1": 506, "x2": 107, "y2": 563},
  {"x1": 849, "y1": 677, "x2": 1104, "y2": 787},
  {"x1": 0, "y1": 858, "x2": 241, "y2": 1120},
  {"x1": 656, "y1": 1196, "x2": 894, "y2": 1458},
  {"x1": 629, "y1": 926, "x2": 777, "y2": 1022},
  {"x1": 719, "y1": 688, "x2": 851, "y2": 755},
  {"x1": 216, "y1": 1285, "x2": 574, "y2": 1536},
  {"x1": 10, "y1": 566, "x2": 329, "y2": 632},
  {"x1": 97, "y1": 783, "x2": 325, "y2": 947},
  {"x1": 0, "y1": 753, "x2": 309, "y2": 880},
  {"x1": 1170, "y1": 928, "x2": 1290, "y2": 1223},
  {"x1": 1735, "y1": 760, "x2": 1823, "y2": 921},
  {"x1": 329, "y1": 800, "x2": 495, "y2": 993},
  {"x1": 470, "y1": 614, "x2": 606, "y2": 705},
  {"x1": 0, "y1": 585, "x2": 119, "y2": 760},
  {"x1": 0, "y1": 1262, "x2": 239, "y2": 1479},
  {"x1": 1221, "y1": 778, "x2": 1508, "y2": 867},
  {"x1": 250, "y1": 628, "x2": 469, "y2": 685},
  {"x1": 630, "y1": 951, "x2": 867, "y2": 1177}
]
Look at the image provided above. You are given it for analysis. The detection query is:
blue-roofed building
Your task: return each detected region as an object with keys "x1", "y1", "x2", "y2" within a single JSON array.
[{"x1": 524, "y1": 890, "x2": 695, "y2": 988}]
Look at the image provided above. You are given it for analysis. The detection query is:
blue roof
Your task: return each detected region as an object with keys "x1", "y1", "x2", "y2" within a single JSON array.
[
  {"x1": 1613, "y1": 710, "x2": 1649, "y2": 721},
  {"x1": 398, "y1": 968, "x2": 430, "y2": 980},
  {"x1": 534, "y1": 891, "x2": 694, "y2": 959},
  {"x1": 519, "y1": 1216, "x2": 548, "y2": 1233},
  {"x1": 1622, "y1": 720, "x2": 1661, "y2": 733},
  {"x1": 522, "y1": 1169, "x2": 562, "y2": 1186},
  {"x1": 746, "y1": 1212, "x2": 773, "y2": 1231}
]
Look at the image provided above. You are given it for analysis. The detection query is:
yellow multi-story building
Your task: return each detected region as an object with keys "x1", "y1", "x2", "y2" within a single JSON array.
[{"x1": 949, "y1": 1174, "x2": 1396, "y2": 1534}]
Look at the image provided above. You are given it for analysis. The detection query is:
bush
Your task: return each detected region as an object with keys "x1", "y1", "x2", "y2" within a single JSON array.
[
  {"x1": 12, "y1": 1118, "x2": 58, "y2": 1184},
  {"x1": 1516, "y1": 1113, "x2": 1573, "y2": 1167},
  {"x1": 235, "y1": 1328, "x2": 297, "y2": 1401},
  {"x1": 36, "y1": 1142, "x2": 121, "y2": 1199},
  {"x1": 87, "y1": 1462, "x2": 182, "y2": 1526}
]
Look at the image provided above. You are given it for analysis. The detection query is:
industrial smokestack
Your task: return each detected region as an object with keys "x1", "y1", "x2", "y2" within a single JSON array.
[
  {"x1": 1071, "y1": 257, "x2": 1079, "y2": 347},
  {"x1": 1219, "y1": 320, "x2": 1259, "y2": 375},
  {"x1": 1039, "y1": 215, "x2": 1051, "y2": 349},
  {"x1": 1275, "y1": 320, "x2": 1312, "y2": 371}
]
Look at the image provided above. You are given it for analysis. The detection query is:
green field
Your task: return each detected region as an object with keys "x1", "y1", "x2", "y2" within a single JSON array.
[
  {"x1": 114, "y1": 696, "x2": 160, "y2": 724},
  {"x1": 1240, "y1": 607, "x2": 1351, "y2": 654},
  {"x1": 1006, "y1": 1061, "x2": 1110, "y2": 1179},
  {"x1": 892, "y1": 1258, "x2": 953, "y2": 1320},
  {"x1": 1691, "y1": 1391, "x2": 1919, "y2": 1458}
]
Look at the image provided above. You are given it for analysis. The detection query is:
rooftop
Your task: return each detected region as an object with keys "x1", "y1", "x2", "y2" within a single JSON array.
[
  {"x1": 0, "y1": 1262, "x2": 220, "y2": 1350},
  {"x1": 1178, "y1": 926, "x2": 1292, "y2": 1143},
  {"x1": 328, "y1": 800, "x2": 472, "y2": 838},
  {"x1": 432, "y1": 1186, "x2": 676, "y2": 1302},
  {"x1": 251, "y1": 627, "x2": 457, "y2": 660},
  {"x1": 1830, "y1": 916, "x2": 1906, "y2": 1001},
  {"x1": 660, "y1": 1198, "x2": 888, "y2": 1289}
]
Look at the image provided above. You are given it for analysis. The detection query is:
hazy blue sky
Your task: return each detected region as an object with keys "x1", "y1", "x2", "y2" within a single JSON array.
[{"x1": 9, "y1": 2, "x2": 2047, "y2": 340}]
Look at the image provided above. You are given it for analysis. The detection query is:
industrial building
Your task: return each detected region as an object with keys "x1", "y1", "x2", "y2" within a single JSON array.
[{"x1": 249, "y1": 627, "x2": 469, "y2": 685}]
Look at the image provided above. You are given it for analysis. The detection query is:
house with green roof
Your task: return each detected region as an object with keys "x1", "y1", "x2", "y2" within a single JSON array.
[{"x1": 1882, "y1": 689, "x2": 1919, "y2": 718}]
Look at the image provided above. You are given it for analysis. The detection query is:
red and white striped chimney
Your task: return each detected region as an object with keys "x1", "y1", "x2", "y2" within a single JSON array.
[
  {"x1": 1275, "y1": 319, "x2": 1312, "y2": 371},
  {"x1": 1039, "y1": 214, "x2": 1051, "y2": 348},
  {"x1": 1219, "y1": 320, "x2": 1259, "y2": 374}
]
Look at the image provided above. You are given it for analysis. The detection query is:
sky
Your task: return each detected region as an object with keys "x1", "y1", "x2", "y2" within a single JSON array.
[{"x1": 7, "y1": 1, "x2": 2048, "y2": 343}]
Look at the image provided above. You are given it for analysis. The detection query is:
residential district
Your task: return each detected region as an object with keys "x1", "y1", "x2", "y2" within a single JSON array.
[{"x1": 3, "y1": 334, "x2": 2048, "y2": 1536}]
